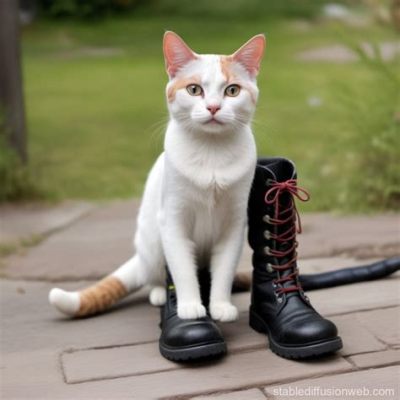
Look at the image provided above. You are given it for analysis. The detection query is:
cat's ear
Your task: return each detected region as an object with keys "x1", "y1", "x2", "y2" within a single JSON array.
[
  {"x1": 163, "y1": 31, "x2": 197, "y2": 78},
  {"x1": 232, "y1": 34, "x2": 266, "y2": 77}
]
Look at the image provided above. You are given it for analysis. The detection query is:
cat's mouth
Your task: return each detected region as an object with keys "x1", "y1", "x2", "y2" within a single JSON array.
[{"x1": 204, "y1": 117, "x2": 223, "y2": 125}]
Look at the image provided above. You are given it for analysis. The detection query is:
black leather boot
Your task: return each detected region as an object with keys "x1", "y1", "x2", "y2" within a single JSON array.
[
  {"x1": 248, "y1": 157, "x2": 343, "y2": 359},
  {"x1": 159, "y1": 268, "x2": 227, "y2": 362}
]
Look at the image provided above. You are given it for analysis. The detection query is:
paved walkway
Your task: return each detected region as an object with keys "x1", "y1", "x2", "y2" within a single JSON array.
[
  {"x1": 296, "y1": 41, "x2": 400, "y2": 63},
  {"x1": 0, "y1": 201, "x2": 399, "y2": 399}
]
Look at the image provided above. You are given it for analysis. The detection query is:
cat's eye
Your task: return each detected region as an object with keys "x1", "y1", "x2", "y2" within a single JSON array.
[
  {"x1": 225, "y1": 84, "x2": 241, "y2": 97},
  {"x1": 186, "y1": 84, "x2": 203, "y2": 96}
]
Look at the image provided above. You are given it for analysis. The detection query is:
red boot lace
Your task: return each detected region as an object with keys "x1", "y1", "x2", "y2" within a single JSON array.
[{"x1": 264, "y1": 179, "x2": 310, "y2": 295}]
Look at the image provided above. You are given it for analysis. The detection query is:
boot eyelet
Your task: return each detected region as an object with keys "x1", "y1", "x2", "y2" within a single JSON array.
[
  {"x1": 266, "y1": 263, "x2": 274, "y2": 273},
  {"x1": 263, "y1": 246, "x2": 271, "y2": 255},
  {"x1": 263, "y1": 214, "x2": 271, "y2": 224},
  {"x1": 263, "y1": 230, "x2": 271, "y2": 239},
  {"x1": 272, "y1": 282, "x2": 277, "y2": 289},
  {"x1": 274, "y1": 291, "x2": 283, "y2": 303}
]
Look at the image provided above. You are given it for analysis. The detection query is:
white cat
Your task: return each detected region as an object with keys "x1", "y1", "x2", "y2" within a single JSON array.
[{"x1": 49, "y1": 31, "x2": 265, "y2": 322}]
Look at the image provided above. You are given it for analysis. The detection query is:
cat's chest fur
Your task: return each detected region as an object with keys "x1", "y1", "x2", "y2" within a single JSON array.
[
  {"x1": 164, "y1": 120, "x2": 256, "y2": 196},
  {"x1": 162, "y1": 121, "x2": 256, "y2": 257}
]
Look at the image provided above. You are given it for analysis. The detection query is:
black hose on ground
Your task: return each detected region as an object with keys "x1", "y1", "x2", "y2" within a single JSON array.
[{"x1": 299, "y1": 257, "x2": 400, "y2": 291}]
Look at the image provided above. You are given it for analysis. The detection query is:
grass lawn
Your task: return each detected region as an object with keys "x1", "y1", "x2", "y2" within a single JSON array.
[{"x1": 21, "y1": 12, "x2": 400, "y2": 211}]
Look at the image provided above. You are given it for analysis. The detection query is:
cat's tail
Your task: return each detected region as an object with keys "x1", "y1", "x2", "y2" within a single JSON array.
[{"x1": 49, "y1": 255, "x2": 148, "y2": 318}]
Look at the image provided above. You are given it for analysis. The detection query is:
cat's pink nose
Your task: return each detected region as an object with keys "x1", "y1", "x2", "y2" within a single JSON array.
[{"x1": 207, "y1": 105, "x2": 221, "y2": 115}]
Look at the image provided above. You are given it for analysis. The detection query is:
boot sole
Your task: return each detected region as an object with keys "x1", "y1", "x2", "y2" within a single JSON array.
[
  {"x1": 159, "y1": 341, "x2": 227, "y2": 362},
  {"x1": 249, "y1": 309, "x2": 343, "y2": 360}
]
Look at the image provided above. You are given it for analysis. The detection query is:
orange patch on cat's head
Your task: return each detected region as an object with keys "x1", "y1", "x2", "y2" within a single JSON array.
[
  {"x1": 220, "y1": 56, "x2": 236, "y2": 83},
  {"x1": 167, "y1": 76, "x2": 200, "y2": 102}
]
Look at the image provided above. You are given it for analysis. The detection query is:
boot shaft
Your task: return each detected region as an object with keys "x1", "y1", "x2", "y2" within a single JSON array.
[
  {"x1": 247, "y1": 158, "x2": 310, "y2": 304},
  {"x1": 248, "y1": 158, "x2": 298, "y2": 273}
]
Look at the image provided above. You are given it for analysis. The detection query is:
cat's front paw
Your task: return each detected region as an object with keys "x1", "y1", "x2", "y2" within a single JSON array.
[
  {"x1": 210, "y1": 302, "x2": 238, "y2": 322},
  {"x1": 178, "y1": 302, "x2": 207, "y2": 319}
]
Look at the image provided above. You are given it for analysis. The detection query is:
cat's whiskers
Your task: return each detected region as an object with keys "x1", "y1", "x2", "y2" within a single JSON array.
[{"x1": 147, "y1": 115, "x2": 170, "y2": 147}]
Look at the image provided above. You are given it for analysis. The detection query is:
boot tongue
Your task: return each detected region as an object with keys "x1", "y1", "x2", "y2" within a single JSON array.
[
  {"x1": 277, "y1": 214, "x2": 297, "y2": 293},
  {"x1": 257, "y1": 158, "x2": 301, "y2": 295},
  {"x1": 259, "y1": 159, "x2": 299, "y2": 293}
]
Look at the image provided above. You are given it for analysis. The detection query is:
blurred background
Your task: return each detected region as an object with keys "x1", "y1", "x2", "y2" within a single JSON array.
[{"x1": 1, "y1": 0, "x2": 399, "y2": 212}]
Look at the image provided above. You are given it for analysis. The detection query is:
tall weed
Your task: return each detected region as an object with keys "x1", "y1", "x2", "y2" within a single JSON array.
[{"x1": 337, "y1": 45, "x2": 400, "y2": 211}]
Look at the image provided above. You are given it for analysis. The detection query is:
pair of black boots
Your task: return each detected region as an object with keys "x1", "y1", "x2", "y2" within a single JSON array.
[{"x1": 159, "y1": 158, "x2": 343, "y2": 362}]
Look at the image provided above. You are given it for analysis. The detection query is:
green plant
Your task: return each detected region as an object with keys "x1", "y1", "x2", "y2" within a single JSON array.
[
  {"x1": 0, "y1": 117, "x2": 42, "y2": 202},
  {"x1": 337, "y1": 45, "x2": 400, "y2": 211},
  {"x1": 38, "y1": 0, "x2": 142, "y2": 18}
]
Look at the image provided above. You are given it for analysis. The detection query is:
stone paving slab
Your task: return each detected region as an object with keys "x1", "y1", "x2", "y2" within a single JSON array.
[
  {"x1": 1, "y1": 350, "x2": 64, "y2": 399},
  {"x1": 297, "y1": 213, "x2": 399, "y2": 259},
  {"x1": 3, "y1": 201, "x2": 138, "y2": 281},
  {"x1": 329, "y1": 314, "x2": 387, "y2": 356},
  {"x1": 264, "y1": 365, "x2": 400, "y2": 400},
  {"x1": 67, "y1": 351, "x2": 352, "y2": 399},
  {"x1": 307, "y1": 277, "x2": 400, "y2": 316},
  {"x1": 62, "y1": 343, "x2": 177, "y2": 384},
  {"x1": 0, "y1": 201, "x2": 95, "y2": 244},
  {"x1": 2, "y1": 199, "x2": 398, "y2": 280},
  {"x1": 296, "y1": 256, "x2": 367, "y2": 274},
  {"x1": 348, "y1": 349, "x2": 400, "y2": 369},
  {"x1": 3, "y1": 200, "x2": 140, "y2": 280},
  {"x1": 193, "y1": 388, "x2": 266, "y2": 400},
  {"x1": 355, "y1": 307, "x2": 400, "y2": 347}
]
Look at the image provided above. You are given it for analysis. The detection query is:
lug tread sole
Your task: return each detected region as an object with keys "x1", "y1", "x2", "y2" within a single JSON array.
[{"x1": 159, "y1": 341, "x2": 227, "y2": 362}]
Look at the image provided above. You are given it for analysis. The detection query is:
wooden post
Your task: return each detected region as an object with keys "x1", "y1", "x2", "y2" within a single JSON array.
[{"x1": 0, "y1": 0, "x2": 27, "y2": 163}]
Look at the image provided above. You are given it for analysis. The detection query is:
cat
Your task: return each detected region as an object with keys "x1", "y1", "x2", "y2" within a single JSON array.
[{"x1": 49, "y1": 31, "x2": 265, "y2": 322}]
